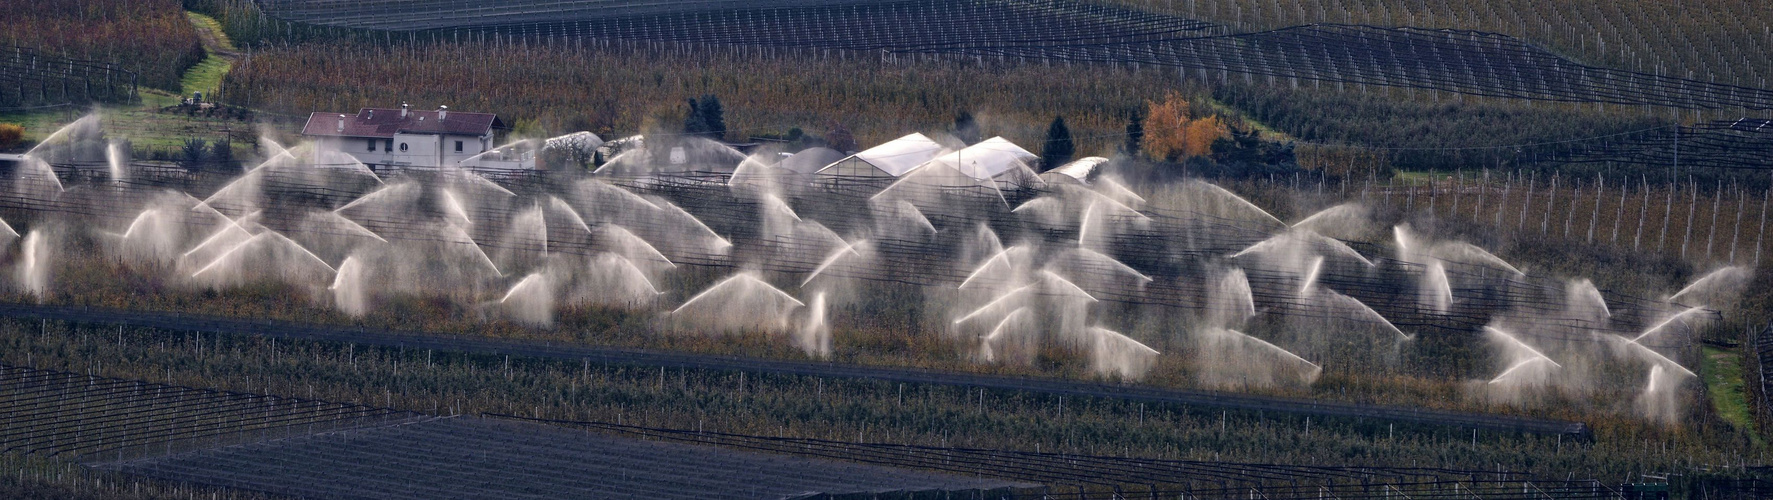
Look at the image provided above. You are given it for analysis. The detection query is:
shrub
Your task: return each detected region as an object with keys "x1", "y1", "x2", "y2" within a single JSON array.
[
  {"x1": 0, "y1": 124, "x2": 22, "y2": 150},
  {"x1": 181, "y1": 138, "x2": 208, "y2": 166},
  {"x1": 210, "y1": 139, "x2": 232, "y2": 165}
]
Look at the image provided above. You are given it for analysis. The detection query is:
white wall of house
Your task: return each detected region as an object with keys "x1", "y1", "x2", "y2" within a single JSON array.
[
  {"x1": 320, "y1": 133, "x2": 495, "y2": 169},
  {"x1": 387, "y1": 134, "x2": 440, "y2": 167},
  {"x1": 437, "y1": 134, "x2": 491, "y2": 165},
  {"x1": 342, "y1": 137, "x2": 396, "y2": 166}
]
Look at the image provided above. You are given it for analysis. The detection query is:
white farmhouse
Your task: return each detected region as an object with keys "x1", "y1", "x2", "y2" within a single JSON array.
[{"x1": 302, "y1": 104, "x2": 530, "y2": 170}]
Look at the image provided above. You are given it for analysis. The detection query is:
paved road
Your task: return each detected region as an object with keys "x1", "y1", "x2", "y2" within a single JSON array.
[{"x1": 0, "y1": 302, "x2": 1589, "y2": 437}]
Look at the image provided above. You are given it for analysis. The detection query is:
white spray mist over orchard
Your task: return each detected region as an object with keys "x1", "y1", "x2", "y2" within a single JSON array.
[{"x1": 0, "y1": 117, "x2": 1739, "y2": 424}]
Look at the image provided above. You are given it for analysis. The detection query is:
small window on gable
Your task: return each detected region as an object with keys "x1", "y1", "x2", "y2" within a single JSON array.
[
  {"x1": 455, "y1": 140, "x2": 463, "y2": 152},
  {"x1": 367, "y1": 139, "x2": 376, "y2": 151},
  {"x1": 399, "y1": 143, "x2": 409, "y2": 152}
]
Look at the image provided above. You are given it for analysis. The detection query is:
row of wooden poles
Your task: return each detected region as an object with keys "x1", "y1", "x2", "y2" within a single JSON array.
[{"x1": 1348, "y1": 170, "x2": 1772, "y2": 267}]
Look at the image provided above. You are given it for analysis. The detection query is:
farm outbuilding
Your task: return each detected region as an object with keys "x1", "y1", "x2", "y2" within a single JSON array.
[{"x1": 303, "y1": 104, "x2": 513, "y2": 170}]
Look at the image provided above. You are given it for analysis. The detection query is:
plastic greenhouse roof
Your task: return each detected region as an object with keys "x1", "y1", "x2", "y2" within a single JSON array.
[
  {"x1": 1043, "y1": 156, "x2": 1109, "y2": 184},
  {"x1": 928, "y1": 137, "x2": 1038, "y2": 181},
  {"x1": 779, "y1": 147, "x2": 847, "y2": 174},
  {"x1": 845, "y1": 133, "x2": 947, "y2": 176}
]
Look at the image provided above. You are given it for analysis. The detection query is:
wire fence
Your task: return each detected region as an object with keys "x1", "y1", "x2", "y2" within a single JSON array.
[
  {"x1": 0, "y1": 363, "x2": 420, "y2": 463},
  {"x1": 1529, "y1": 119, "x2": 1773, "y2": 176},
  {"x1": 0, "y1": 45, "x2": 137, "y2": 107},
  {"x1": 498, "y1": 413, "x2": 1619, "y2": 499}
]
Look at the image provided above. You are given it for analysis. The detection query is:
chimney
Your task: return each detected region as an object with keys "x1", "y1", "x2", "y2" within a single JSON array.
[
  {"x1": 336, "y1": 114, "x2": 346, "y2": 133},
  {"x1": 400, "y1": 101, "x2": 409, "y2": 118},
  {"x1": 437, "y1": 105, "x2": 448, "y2": 121}
]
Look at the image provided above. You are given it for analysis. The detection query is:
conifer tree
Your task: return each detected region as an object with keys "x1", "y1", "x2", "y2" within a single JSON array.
[
  {"x1": 1123, "y1": 109, "x2": 1145, "y2": 157},
  {"x1": 1041, "y1": 115, "x2": 1074, "y2": 171},
  {"x1": 698, "y1": 94, "x2": 726, "y2": 140},
  {"x1": 953, "y1": 110, "x2": 981, "y2": 145}
]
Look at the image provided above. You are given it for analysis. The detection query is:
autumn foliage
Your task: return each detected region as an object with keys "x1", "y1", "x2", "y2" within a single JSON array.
[
  {"x1": 1140, "y1": 92, "x2": 1228, "y2": 161},
  {"x1": 0, "y1": 124, "x2": 22, "y2": 150},
  {"x1": 0, "y1": 0, "x2": 204, "y2": 91},
  {"x1": 222, "y1": 41, "x2": 1177, "y2": 154}
]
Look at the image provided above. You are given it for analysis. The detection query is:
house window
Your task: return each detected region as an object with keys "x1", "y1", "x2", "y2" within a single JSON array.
[
  {"x1": 385, "y1": 139, "x2": 393, "y2": 151},
  {"x1": 367, "y1": 139, "x2": 376, "y2": 151},
  {"x1": 455, "y1": 140, "x2": 463, "y2": 152},
  {"x1": 399, "y1": 143, "x2": 409, "y2": 152}
]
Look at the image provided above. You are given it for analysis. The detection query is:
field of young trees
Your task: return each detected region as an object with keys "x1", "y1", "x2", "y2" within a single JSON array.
[
  {"x1": 196, "y1": 0, "x2": 1773, "y2": 191},
  {"x1": 1114, "y1": 0, "x2": 1772, "y2": 92},
  {"x1": 220, "y1": 39, "x2": 1172, "y2": 154},
  {"x1": 0, "y1": 148, "x2": 1746, "y2": 446},
  {"x1": 0, "y1": 318, "x2": 1750, "y2": 485},
  {"x1": 1212, "y1": 84, "x2": 1672, "y2": 172},
  {"x1": 3, "y1": 0, "x2": 1771, "y2": 497},
  {"x1": 0, "y1": 453, "x2": 269, "y2": 500},
  {"x1": 0, "y1": 0, "x2": 202, "y2": 93},
  {"x1": 217, "y1": 0, "x2": 1773, "y2": 98}
]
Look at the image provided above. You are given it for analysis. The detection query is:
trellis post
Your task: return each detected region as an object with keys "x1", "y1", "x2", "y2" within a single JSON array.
[
  {"x1": 1587, "y1": 175, "x2": 1603, "y2": 243},
  {"x1": 1682, "y1": 178, "x2": 1698, "y2": 259},
  {"x1": 1658, "y1": 183, "x2": 1674, "y2": 252},
  {"x1": 1730, "y1": 185, "x2": 1745, "y2": 264},
  {"x1": 1755, "y1": 185, "x2": 1769, "y2": 265},
  {"x1": 1612, "y1": 177, "x2": 1628, "y2": 244},
  {"x1": 1518, "y1": 171, "x2": 1535, "y2": 232}
]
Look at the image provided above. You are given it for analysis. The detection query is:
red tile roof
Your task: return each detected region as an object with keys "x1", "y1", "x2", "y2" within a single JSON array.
[{"x1": 302, "y1": 108, "x2": 500, "y2": 138}]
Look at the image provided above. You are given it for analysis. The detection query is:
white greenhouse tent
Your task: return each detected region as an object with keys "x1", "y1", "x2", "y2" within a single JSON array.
[
  {"x1": 925, "y1": 137, "x2": 1044, "y2": 190},
  {"x1": 593, "y1": 136, "x2": 747, "y2": 176},
  {"x1": 814, "y1": 133, "x2": 947, "y2": 182},
  {"x1": 1040, "y1": 156, "x2": 1109, "y2": 185},
  {"x1": 778, "y1": 147, "x2": 847, "y2": 175}
]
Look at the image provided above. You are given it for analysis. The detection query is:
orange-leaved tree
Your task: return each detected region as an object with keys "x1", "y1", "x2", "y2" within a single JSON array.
[
  {"x1": 1182, "y1": 115, "x2": 1227, "y2": 158},
  {"x1": 1141, "y1": 92, "x2": 1228, "y2": 161},
  {"x1": 1141, "y1": 92, "x2": 1190, "y2": 161}
]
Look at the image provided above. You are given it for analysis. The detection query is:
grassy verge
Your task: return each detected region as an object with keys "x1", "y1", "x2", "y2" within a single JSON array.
[
  {"x1": 0, "y1": 106, "x2": 284, "y2": 160},
  {"x1": 185, "y1": 12, "x2": 236, "y2": 52},
  {"x1": 1197, "y1": 94, "x2": 1293, "y2": 142},
  {"x1": 0, "y1": 109, "x2": 83, "y2": 146},
  {"x1": 1704, "y1": 346, "x2": 1759, "y2": 441},
  {"x1": 178, "y1": 57, "x2": 232, "y2": 101},
  {"x1": 180, "y1": 12, "x2": 235, "y2": 101}
]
